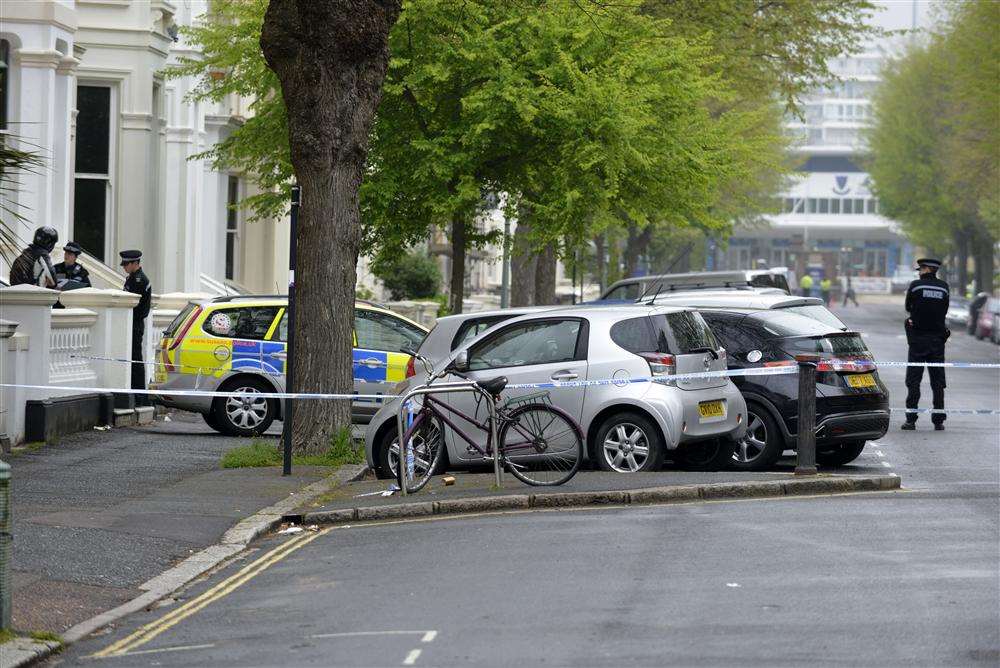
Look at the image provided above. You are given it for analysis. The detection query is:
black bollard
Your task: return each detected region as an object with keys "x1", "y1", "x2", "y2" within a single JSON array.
[{"x1": 795, "y1": 354, "x2": 819, "y2": 476}]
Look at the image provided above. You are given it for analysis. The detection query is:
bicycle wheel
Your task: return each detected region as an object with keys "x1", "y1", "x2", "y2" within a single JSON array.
[
  {"x1": 388, "y1": 410, "x2": 445, "y2": 493},
  {"x1": 498, "y1": 403, "x2": 583, "y2": 486}
]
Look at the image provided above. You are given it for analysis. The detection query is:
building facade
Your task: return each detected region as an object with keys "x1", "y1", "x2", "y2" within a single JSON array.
[{"x1": 1, "y1": 0, "x2": 288, "y2": 295}]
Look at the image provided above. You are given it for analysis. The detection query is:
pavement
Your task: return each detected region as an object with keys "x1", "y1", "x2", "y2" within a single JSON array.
[
  {"x1": 14, "y1": 297, "x2": 1000, "y2": 666},
  {"x1": 5, "y1": 411, "x2": 352, "y2": 637}
]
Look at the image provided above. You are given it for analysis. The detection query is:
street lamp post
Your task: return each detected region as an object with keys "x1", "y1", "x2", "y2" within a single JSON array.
[{"x1": 282, "y1": 184, "x2": 300, "y2": 476}]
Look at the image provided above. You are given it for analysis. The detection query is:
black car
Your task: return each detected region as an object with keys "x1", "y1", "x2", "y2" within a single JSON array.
[{"x1": 698, "y1": 308, "x2": 889, "y2": 470}]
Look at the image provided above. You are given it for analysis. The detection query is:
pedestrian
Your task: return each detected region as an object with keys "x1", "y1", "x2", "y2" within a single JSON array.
[
  {"x1": 799, "y1": 273, "x2": 814, "y2": 298},
  {"x1": 8, "y1": 226, "x2": 58, "y2": 287},
  {"x1": 120, "y1": 250, "x2": 152, "y2": 406},
  {"x1": 968, "y1": 292, "x2": 989, "y2": 335},
  {"x1": 902, "y1": 258, "x2": 950, "y2": 431},
  {"x1": 53, "y1": 241, "x2": 92, "y2": 289},
  {"x1": 842, "y1": 273, "x2": 859, "y2": 307},
  {"x1": 820, "y1": 277, "x2": 832, "y2": 305}
]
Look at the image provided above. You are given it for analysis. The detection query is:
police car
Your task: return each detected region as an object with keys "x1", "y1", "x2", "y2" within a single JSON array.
[{"x1": 150, "y1": 296, "x2": 427, "y2": 436}]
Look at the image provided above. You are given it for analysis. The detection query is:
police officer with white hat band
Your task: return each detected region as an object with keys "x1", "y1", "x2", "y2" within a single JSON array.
[
  {"x1": 121, "y1": 250, "x2": 152, "y2": 405},
  {"x1": 902, "y1": 257, "x2": 949, "y2": 431}
]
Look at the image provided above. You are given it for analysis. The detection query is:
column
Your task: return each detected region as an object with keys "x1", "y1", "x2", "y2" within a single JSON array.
[{"x1": 12, "y1": 49, "x2": 60, "y2": 235}]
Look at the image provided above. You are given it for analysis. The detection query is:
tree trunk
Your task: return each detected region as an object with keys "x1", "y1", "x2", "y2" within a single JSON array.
[
  {"x1": 955, "y1": 231, "x2": 969, "y2": 294},
  {"x1": 511, "y1": 215, "x2": 536, "y2": 306},
  {"x1": 534, "y1": 242, "x2": 557, "y2": 305},
  {"x1": 594, "y1": 233, "x2": 606, "y2": 293},
  {"x1": 261, "y1": 0, "x2": 401, "y2": 453},
  {"x1": 974, "y1": 236, "x2": 995, "y2": 294},
  {"x1": 624, "y1": 223, "x2": 652, "y2": 278},
  {"x1": 449, "y1": 215, "x2": 466, "y2": 314}
]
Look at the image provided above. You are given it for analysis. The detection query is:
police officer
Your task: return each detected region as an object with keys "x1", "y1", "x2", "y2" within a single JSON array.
[
  {"x1": 53, "y1": 241, "x2": 91, "y2": 289},
  {"x1": 121, "y1": 250, "x2": 152, "y2": 405},
  {"x1": 9, "y1": 226, "x2": 58, "y2": 287},
  {"x1": 902, "y1": 258, "x2": 950, "y2": 431}
]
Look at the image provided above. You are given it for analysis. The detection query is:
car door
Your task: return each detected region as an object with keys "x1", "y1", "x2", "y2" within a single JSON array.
[
  {"x1": 442, "y1": 317, "x2": 589, "y2": 462},
  {"x1": 353, "y1": 308, "x2": 426, "y2": 424}
]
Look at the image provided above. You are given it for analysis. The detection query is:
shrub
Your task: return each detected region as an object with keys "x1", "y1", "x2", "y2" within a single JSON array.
[{"x1": 373, "y1": 251, "x2": 442, "y2": 300}]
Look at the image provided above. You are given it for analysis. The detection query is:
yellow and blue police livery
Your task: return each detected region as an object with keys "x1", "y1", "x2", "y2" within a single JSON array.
[{"x1": 151, "y1": 296, "x2": 427, "y2": 437}]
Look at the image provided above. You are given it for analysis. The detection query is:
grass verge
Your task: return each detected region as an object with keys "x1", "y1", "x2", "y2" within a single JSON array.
[{"x1": 221, "y1": 428, "x2": 364, "y2": 469}]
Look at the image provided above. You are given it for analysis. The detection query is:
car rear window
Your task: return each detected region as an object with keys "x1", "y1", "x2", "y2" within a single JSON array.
[
  {"x1": 611, "y1": 312, "x2": 718, "y2": 354},
  {"x1": 780, "y1": 304, "x2": 846, "y2": 330},
  {"x1": 749, "y1": 274, "x2": 776, "y2": 289},
  {"x1": 164, "y1": 302, "x2": 199, "y2": 337},
  {"x1": 748, "y1": 310, "x2": 839, "y2": 338},
  {"x1": 785, "y1": 334, "x2": 869, "y2": 355}
]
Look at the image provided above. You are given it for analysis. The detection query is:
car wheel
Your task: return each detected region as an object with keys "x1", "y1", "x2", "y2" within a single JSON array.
[
  {"x1": 676, "y1": 437, "x2": 738, "y2": 471},
  {"x1": 816, "y1": 441, "x2": 867, "y2": 467},
  {"x1": 593, "y1": 412, "x2": 664, "y2": 473},
  {"x1": 202, "y1": 411, "x2": 225, "y2": 434},
  {"x1": 212, "y1": 378, "x2": 276, "y2": 437},
  {"x1": 730, "y1": 407, "x2": 784, "y2": 471},
  {"x1": 377, "y1": 415, "x2": 448, "y2": 481}
]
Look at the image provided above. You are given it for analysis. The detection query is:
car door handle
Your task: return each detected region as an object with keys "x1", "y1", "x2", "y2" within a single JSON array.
[
  {"x1": 272, "y1": 351, "x2": 287, "y2": 360},
  {"x1": 550, "y1": 371, "x2": 578, "y2": 381},
  {"x1": 357, "y1": 357, "x2": 383, "y2": 368}
]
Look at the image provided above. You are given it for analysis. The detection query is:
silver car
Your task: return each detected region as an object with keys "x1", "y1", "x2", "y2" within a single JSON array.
[
  {"x1": 416, "y1": 307, "x2": 552, "y2": 366},
  {"x1": 364, "y1": 304, "x2": 747, "y2": 475}
]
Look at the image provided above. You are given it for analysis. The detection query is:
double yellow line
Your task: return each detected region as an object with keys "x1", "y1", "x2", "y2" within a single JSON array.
[{"x1": 92, "y1": 529, "x2": 330, "y2": 658}]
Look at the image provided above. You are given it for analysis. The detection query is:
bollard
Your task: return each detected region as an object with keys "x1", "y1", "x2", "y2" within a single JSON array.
[
  {"x1": 795, "y1": 355, "x2": 819, "y2": 476},
  {"x1": 0, "y1": 459, "x2": 10, "y2": 630}
]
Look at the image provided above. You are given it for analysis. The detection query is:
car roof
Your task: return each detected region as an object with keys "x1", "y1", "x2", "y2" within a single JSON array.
[
  {"x1": 651, "y1": 291, "x2": 823, "y2": 310},
  {"x1": 605, "y1": 271, "x2": 753, "y2": 293},
  {"x1": 433, "y1": 305, "x2": 553, "y2": 324}
]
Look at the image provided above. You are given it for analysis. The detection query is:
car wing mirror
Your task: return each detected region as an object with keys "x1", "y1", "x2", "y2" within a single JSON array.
[{"x1": 450, "y1": 350, "x2": 470, "y2": 372}]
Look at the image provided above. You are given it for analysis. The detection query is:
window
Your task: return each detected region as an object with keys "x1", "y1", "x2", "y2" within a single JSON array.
[
  {"x1": 602, "y1": 282, "x2": 642, "y2": 301},
  {"x1": 818, "y1": 198, "x2": 829, "y2": 214},
  {"x1": 468, "y1": 319, "x2": 582, "y2": 370},
  {"x1": 659, "y1": 312, "x2": 719, "y2": 354},
  {"x1": 830, "y1": 199, "x2": 841, "y2": 214},
  {"x1": 276, "y1": 310, "x2": 288, "y2": 342},
  {"x1": 699, "y1": 314, "x2": 762, "y2": 358},
  {"x1": 0, "y1": 40, "x2": 9, "y2": 130},
  {"x1": 355, "y1": 309, "x2": 425, "y2": 352},
  {"x1": 73, "y1": 85, "x2": 113, "y2": 261},
  {"x1": 225, "y1": 176, "x2": 239, "y2": 280},
  {"x1": 854, "y1": 199, "x2": 865, "y2": 215},
  {"x1": 610, "y1": 317, "x2": 657, "y2": 354},
  {"x1": 842, "y1": 198, "x2": 853, "y2": 214},
  {"x1": 806, "y1": 198, "x2": 817, "y2": 214},
  {"x1": 866, "y1": 198, "x2": 876, "y2": 214},
  {"x1": 780, "y1": 305, "x2": 847, "y2": 330},
  {"x1": 203, "y1": 306, "x2": 281, "y2": 339}
]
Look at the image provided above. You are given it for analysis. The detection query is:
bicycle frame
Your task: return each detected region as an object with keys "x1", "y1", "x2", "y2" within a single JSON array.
[
  {"x1": 419, "y1": 394, "x2": 544, "y2": 460},
  {"x1": 395, "y1": 381, "x2": 500, "y2": 495}
]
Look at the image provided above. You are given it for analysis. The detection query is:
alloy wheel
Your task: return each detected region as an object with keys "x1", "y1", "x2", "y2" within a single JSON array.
[
  {"x1": 224, "y1": 387, "x2": 268, "y2": 430},
  {"x1": 734, "y1": 411, "x2": 767, "y2": 464},
  {"x1": 602, "y1": 422, "x2": 650, "y2": 473}
]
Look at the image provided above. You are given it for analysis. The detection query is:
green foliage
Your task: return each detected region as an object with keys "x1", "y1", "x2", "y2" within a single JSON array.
[
  {"x1": 220, "y1": 429, "x2": 363, "y2": 469},
  {"x1": 867, "y1": 0, "x2": 999, "y2": 263},
  {"x1": 0, "y1": 134, "x2": 46, "y2": 262},
  {"x1": 372, "y1": 250, "x2": 442, "y2": 300},
  {"x1": 163, "y1": 0, "x2": 291, "y2": 222}
]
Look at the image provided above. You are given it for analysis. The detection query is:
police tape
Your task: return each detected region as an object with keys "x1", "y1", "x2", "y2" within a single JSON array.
[
  {"x1": 876, "y1": 361, "x2": 1000, "y2": 369},
  {"x1": 890, "y1": 408, "x2": 1000, "y2": 415}
]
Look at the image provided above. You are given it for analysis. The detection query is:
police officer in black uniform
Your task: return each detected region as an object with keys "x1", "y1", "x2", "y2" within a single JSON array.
[
  {"x1": 121, "y1": 250, "x2": 152, "y2": 405},
  {"x1": 53, "y1": 241, "x2": 92, "y2": 289},
  {"x1": 902, "y1": 258, "x2": 950, "y2": 431}
]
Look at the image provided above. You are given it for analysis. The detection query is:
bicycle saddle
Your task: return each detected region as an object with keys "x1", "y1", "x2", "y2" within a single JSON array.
[{"x1": 479, "y1": 376, "x2": 508, "y2": 397}]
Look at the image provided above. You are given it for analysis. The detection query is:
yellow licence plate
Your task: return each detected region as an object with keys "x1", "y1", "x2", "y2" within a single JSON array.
[
  {"x1": 698, "y1": 400, "x2": 725, "y2": 419},
  {"x1": 846, "y1": 373, "x2": 876, "y2": 388}
]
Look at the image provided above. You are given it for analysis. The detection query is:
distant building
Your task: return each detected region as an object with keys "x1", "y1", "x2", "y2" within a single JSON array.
[{"x1": 712, "y1": 0, "x2": 937, "y2": 290}]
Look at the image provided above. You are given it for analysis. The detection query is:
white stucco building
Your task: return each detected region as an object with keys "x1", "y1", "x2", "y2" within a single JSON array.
[{"x1": 1, "y1": 0, "x2": 288, "y2": 295}]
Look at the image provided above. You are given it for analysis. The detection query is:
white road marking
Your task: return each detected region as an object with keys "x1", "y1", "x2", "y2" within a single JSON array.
[
  {"x1": 311, "y1": 630, "x2": 438, "y2": 640},
  {"x1": 403, "y1": 648, "x2": 422, "y2": 665},
  {"x1": 102, "y1": 643, "x2": 216, "y2": 658}
]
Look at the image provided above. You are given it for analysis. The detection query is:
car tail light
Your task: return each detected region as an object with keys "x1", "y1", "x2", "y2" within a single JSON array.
[
  {"x1": 640, "y1": 352, "x2": 675, "y2": 378},
  {"x1": 763, "y1": 360, "x2": 796, "y2": 367},
  {"x1": 405, "y1": 356, "x2": 416, "y2": 378},
  {"x1": 168, "y1": 305, "x2": 202, "y2": 351}
]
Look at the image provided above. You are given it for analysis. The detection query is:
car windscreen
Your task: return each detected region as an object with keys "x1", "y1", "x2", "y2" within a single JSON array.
[
  {"x1": 779, "y1": 304, "x2": 846, "y2": 330},
  {"x1": 772, "y1": 275, "x2": 790, "y2": 293},
  {"x1": 603, "y1": 282, "x2": 643, "y2": 301},
  {"x1": 451, "y1": 314, "x2": 517, "y2": 350}
]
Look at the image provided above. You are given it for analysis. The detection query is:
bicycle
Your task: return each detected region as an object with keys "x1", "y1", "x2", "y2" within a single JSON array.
[{"x1": 392, "y1": 349, "x2": 584, "y2": 492}]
